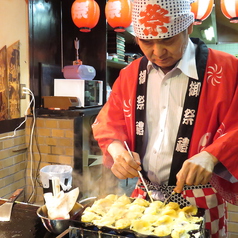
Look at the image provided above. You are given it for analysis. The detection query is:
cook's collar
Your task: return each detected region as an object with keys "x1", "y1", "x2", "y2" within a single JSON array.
[{"x1": 148, "y1": 38, "x2": 198, "y2": 80}]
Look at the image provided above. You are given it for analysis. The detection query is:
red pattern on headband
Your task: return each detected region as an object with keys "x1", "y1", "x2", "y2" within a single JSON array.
[{"x1": 139, "y1": 4, "x2": 170, "y2": 36}]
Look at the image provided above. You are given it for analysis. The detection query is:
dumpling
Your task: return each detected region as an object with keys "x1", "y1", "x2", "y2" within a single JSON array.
[
  {"x1": 165, "y1": 202, "x2": 180, "y2": 210},
  {"x1": 81, "y1": 211, "x2": 100, "y2": 223},
  {"x1": 117, "y1": 194, "x2": 131, "y2": 204},
  {"x1": 89, "y1": 204, "x2": 107, "y2": 216},
  {"x1": 160, "y1": 208, "x2": 178, "y2": 217},
  {"x1": 170, "y1": 222, "x2": 200, "y2": 238},
  {"x1": 144, "y1": 206, "x2": 158, "y2": 215},
  {"x1": 130, "y1": 220, "x2": 152, "y2": 235},
  {"x1": 153, "y1": 225, "x2": 172, "y2": 236},
  {"x1": 104, "y1": 194, "x2": 118, "y2": 202},
  {"x1": 124, "y1": 211, "x2": 143, "y2": 220},
  {"x1": 181, "y1": 205, "x2": 198, "y2": 215},
  {"x1": 115, "y1": 218, "x2": 131, "y2": 229},
  {"x1": 140, "y1": 214, "x2": 160, "y2": 224},
  {"x1": 132, "y1": 197, "x2": 150, "y2": 207},
  {"x1": 127, "y1": 204, "x2": 146, "y2": 213},
  {"x1": 153, "y1": 215, "x2": 174, "y2": 226},
  {"x1": 144, "y1": 201, "x2": 164, "y2": 215},
  {"x1": 93, "y1": 216, "x2": 115, "y2": 227},
  {"x1": 149, "y1": 200, "x2": 164, "y2": 209},
  {"x1": 94, "y1": 198, "x2": 114, "y2": 208},
  {"x1": 106, "y1": 206, "x2": 127, "y2": 219},
  {"x1": 171, "y1": 229, "x2": 190, "y2": 238}
]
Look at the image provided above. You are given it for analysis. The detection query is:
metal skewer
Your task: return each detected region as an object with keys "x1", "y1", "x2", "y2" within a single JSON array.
[
  {"x1": 163, "y1": 190, "x2": 176, "y2": 206},
  {"x1": 124, "y1": 141, "x2": 154, "y2": 203}
]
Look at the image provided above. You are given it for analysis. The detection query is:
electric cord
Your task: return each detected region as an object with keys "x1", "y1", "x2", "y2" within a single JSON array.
[
  {"x1": 0, "y1": 86, "x2": 42, "y2": 204},
  {"x1": 0, "y1": 88, "x2": 34, "y2": 140},
  {"x1": 0, "y1": 86, "x2": 37, "y2": 203},
  {"x1": 22, "y1": 87, "x2": 37, "y2": 203},
  {"x1": 27, "y1": 109, "x2": 43, "y2": 203}
]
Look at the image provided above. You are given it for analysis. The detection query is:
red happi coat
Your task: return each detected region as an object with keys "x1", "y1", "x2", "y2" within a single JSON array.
[{"x1": 92, "y1": 41, "x2": 238, "y2": 205}]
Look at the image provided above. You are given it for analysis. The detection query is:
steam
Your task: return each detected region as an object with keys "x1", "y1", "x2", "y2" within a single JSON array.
[{"x1": 72, "y1": 167, "x2": 137, "y2": 200}]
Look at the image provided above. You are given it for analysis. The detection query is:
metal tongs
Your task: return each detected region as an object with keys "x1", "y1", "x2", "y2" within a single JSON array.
[{"x1": 124, "y1": 141, "x2": 154, "y2": 203}]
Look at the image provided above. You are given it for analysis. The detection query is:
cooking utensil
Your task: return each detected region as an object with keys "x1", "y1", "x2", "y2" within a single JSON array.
[
  {"x1": 163, "y1": 190, "x2": 176, "y2": 206},
  {"x1": 124, "y1": 141, "x2": 153, "y2": 203},
  {"x1": 56, "y1": 228, "x2": 70, "y2": 238},
  {"x1": 0, "y1": 188, "x2": 23, "y2": 221},
  {"x1": 37, "y1": 202, "x2": 83, "y2": 234},
  {"x1": 52, "y1": 176, "x2": 60, "y2": 196}
]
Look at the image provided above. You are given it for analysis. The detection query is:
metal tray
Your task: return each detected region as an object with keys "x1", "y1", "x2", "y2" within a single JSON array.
[{"x1": 71, "y1": 197, "x2": 206, "y2": 238}]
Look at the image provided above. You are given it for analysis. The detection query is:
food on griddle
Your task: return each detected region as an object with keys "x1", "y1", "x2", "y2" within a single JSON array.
[
  {"x1": 115, "y1": 193, "x2": 131, "y2": 205},
  {"x1": 171, "y1": 222, "x2": 201, "y2": 238},
  {"x1": 181, "y1": 205, "x2": 198, "y2": 215},
  {"x1": 140, "y1": 214, "x2": 160, "y2": 224},
  {"x1": 132, "y1": 197, "x2": 150, "y2": 207},
  {"x1": 128, "y1": 204, "x2": 146, "y2": 213},
  {"x1": 115, "y1": 217, "x2": 131, "y2": 229},
  {"x1": 144, "y1": 200, "x2": 164, "y2": 215},
  {"x1": 81, "y1": 209, "x2": 101, "y2": 222},
  {"x1": 130, "y1": 220, "x2": 152, "y2": 235},
  {"x1": 160, "y1": 207, "x2": 178, "y2": 217},
  {"x1": 107, "y1": 206, "x2": 127, "y2": 219},
  {"x1": 93, "y1": 216, "x2": 116, "y2": 227},
  {"x1": 153, "y1": 215, "x2": 173, "y2": 226},
  {"x1": 80, "y1": 194, "x2": 203, "y2": 238},
  {"x1": 154, "y1": 225, "x2": 171, "y2": 236}
]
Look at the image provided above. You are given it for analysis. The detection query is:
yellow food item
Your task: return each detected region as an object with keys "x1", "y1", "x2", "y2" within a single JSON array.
[
  {"x1": 88, "y1": 204, "x2": 107, "y2": 216},
  {"x1": 132, "y1": 197, "x2": 150, "y2": 207},
  {"x1": 149, "y1": 200, "x2": 164, "y2": 209},
  {"x1": 171, "y1": 222, "x2": 200, "y2": 238},
  {"x1": 160, "y1": 208, "x2": 178, "y2": 217},
  {"x1": 166, "y1": 202, "x2": 180, "y2": 210},
  {"x1": 80, "y1": 194, "x2": 203, "y2": 238},
  {"x1": 94, "y1": 198, "x2": 114, "y2": 208},
  {"x1": 104, "y1": 194, "x2": 118, "y2": 202},
  {"x1": 106, "y1": 206, "x2": 127, "y2": 219},
  {"x1": 141, "y1": 214, "x2": 160, "y2": 224},
  {"x1": 124, "y1": 211, "x2": 143, "y2": 220},
  {"x1": 127, "y1": 204, "x2": 146, "y2": 213},
  {"x1": 114, "y1": 218, "x2": 131, "y2": 229},
  {"x1": 130, "y1": 220, "x2": 152, "y2": 235},
  {"x1": 181, "y1": 205, "x2": 198, "y2": 215},
  {"x1": 81, "y1": 211, "x2": 100, "y2": 223},
  {"x1": 144, "y1": 200, "x2": 164, "y2": 215},
  {"x1": 93, "y1": 216, "x2": 115, "y2": 227},
  {"x1": 153, "y1": 225, "x2": 172, "y2": 236},
  {"x1": 116, "y1": 194, "x2": 131, "y2": 205},
  {"x1": 152, "y1": 215, "x2": 174, "y2": 226}
]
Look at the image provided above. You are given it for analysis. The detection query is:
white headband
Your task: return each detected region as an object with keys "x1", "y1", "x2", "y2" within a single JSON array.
[{"x1": 132, "y1": 0, "x2": 195, "y2": 39}]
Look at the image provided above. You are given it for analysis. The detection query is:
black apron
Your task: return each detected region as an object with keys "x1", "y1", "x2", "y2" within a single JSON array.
[{"x1": 134, "y1": 38, "x2": 208, "y2": 185}]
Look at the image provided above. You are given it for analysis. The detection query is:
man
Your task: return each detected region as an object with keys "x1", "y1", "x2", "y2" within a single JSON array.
[{"x1": 92, "y1": 0, "x2": 238, "y2": 237}]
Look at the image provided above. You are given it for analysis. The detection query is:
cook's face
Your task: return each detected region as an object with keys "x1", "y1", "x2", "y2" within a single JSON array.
[{"x1": 136, "y1": 25, "x2": 193, "y2": 73}]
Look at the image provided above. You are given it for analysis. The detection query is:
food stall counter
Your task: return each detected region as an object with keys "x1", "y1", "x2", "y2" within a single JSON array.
[{"x1": 0, "y1": 200, "x2": 62, "y2": 238}]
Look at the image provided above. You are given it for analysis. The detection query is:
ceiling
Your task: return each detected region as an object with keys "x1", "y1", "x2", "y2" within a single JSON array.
[{"x1": 190, "y1": 0, "x2": 238, "y2": 44}]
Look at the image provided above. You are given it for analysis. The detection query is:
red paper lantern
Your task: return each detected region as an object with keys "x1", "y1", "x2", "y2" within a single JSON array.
[
  {"x1": 71, "y1": 0, "x2": 100, "y2": 32},
  {"x1": 191, "y1": 0, "x2": 214, "y2": 25},
  {"x1": 105, "y1": 0, "x2": 132, "y2": 32},
  {"x1": 221, "y1": 0, "x2": 238, "y2": 23}
]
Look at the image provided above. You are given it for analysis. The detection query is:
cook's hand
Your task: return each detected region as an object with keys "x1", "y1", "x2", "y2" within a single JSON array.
[
  {"x1": 174, "y1": 151, "x2": 218, "y2": 193},
  {"x1": 108, "y1": 140, "x2": 141, "y2": 179}
]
